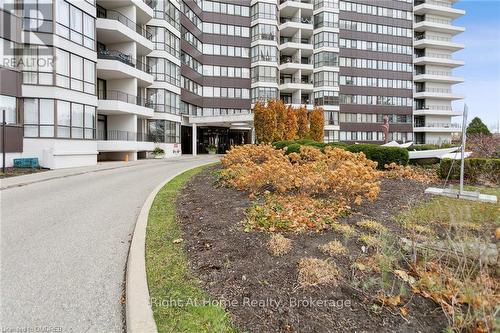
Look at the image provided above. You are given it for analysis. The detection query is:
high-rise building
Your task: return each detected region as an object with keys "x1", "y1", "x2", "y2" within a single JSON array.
[{"x1": 0, "y1": 0, "x2": 465, "y2": 169}]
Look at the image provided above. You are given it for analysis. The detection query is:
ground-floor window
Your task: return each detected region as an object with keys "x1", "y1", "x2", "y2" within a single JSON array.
[
  {"x1": 23, "y1": 98, "x2": 96, "y2": 139},
  {"x1": 0, "y1": 95, "x2": 18, "y2": 124},
  {"x1": 147, "y1": 120, "x2": 180, "y2": 143}
]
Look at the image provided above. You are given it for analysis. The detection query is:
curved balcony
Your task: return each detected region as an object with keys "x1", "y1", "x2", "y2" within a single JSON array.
[
  {"x1": 414, "y1": 70, "x2": 464, "y2": 84},
  {"x1": 414, "y1": 53, "x2": 464, "y2": 68},
  {"x1": 413, "y1": 122, "x2": 462, "y2": 133},
  {"x1": 96, "y1": 8, "x2": 153, "y2": 55},
  {"x1": 414, "y1": 34, "x2": 464, "y2": 51},
  {"x1": 414, "y1": 88, "x2": 464, "y2": 100},
  {"x1": 97, "y1": 89, "x2": 154, "y2": 118},
  {"x1": 97, "y1": 49, "x2": 153, "y2": 86},
  {"x1": 414, "y1": 0, "x2": 465, "y2": 19}
]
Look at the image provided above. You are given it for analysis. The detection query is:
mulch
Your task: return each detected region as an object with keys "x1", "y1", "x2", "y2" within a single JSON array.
[{"x1": 176, "y1": 166, "x2": 446, "y2": 333}]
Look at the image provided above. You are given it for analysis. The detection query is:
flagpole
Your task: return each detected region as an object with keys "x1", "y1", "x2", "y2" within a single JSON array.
[{"x1": 459, "y1": 104, "x2": 468, "y2": 195}]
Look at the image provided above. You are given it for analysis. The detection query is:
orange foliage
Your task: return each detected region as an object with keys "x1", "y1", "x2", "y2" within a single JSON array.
[
  {"x1": 283, "y1": 105, "x2": 297, "y2": 140},
  {"x1": 296, "y1": 106, "x2": 309, "y2": 139},
  {"x1": 273, "y1": 100, "x2": 287, "y2": 142},
  {"x1": 253, "y1": 101, "x2": 276, "y2": 143},
  {"x1": 221, "y1": 144, "x2": 381, "y2": 205},
  {"x1": 383, "y1": 163, "x2": 438, "y2": 184},
  {"x1": 309, "y1": 106, "x2": 325, "y2": 142}
]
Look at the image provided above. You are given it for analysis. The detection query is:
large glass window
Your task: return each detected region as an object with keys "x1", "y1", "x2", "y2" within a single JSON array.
[
  {"x1": 23, "y1": 0, "x2": 53, "y2": 33},
  {"x1": 24, "y1": 99, "x2": 95, "y2": 139},
  {"x1": 57, "y1": 0, "x2": 95, "y2": 50},
  {"x1": 147, "y1": 89, "x2": 180, "y2": 114},
  {"x1": 147, "y1": 120, "x2": 180, "y2": 143}
]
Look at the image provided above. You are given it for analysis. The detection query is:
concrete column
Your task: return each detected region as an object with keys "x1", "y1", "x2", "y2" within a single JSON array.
[
  {"x1": 192, "y1": 123, "x2": 197, "y2": 156},
  {"x1": 251, "y1": 127, "x2": 256, "y2": 144}
]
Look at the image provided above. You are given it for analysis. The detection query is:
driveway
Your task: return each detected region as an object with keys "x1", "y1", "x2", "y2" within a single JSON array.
[{"x1": 0, "y1": 156, "x2": 217, "y2": 332}]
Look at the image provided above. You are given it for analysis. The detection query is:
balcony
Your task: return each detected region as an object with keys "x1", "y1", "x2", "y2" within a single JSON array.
[
  {"x1": 279, "y1": 16, "x2": 313, "y2": 35},
  {"x1": 414, "y1": 34, "x2": 464, "y2": 51},
  {"x1": 97, "y1": 130, "x2": 175, "y2": 152},
  {"x1": 279, "y1": 0, "x2": 313, "y2": 13},
  {"x1": 414, "y1": 53, "x2": 464, "y2": 68},
  {"x1": 279, "y1": 37, "x2": 313, "y2": 53},
  {"x1": 97, "y1": 50, "x2": 153, "y2": 86},
  {"x1": 414, "y1": 87, "x2": 464, "y2": 100},
  {"x1": 414, "y1": 0, "x2": 465, "y2": 19},
  {"x1": 413, "y1": 106, "x2": 462, "y2": 116},
  {"x1": 279, "y1": 77, "x2": 313, "y2": 92},
  {"x1": 97, "y1": 89, "x2": 154, "y2": 118},
  {"x1": 279, "y1": 56, "x2": 313, "y2": 73},
  {"x1": 414, "y1": 17, "x2": 465, "y2": 35},
  {"x1": 414, "y1": 70, "x2": 464, "y2": 84},
  {"x1": 413, "y1": 122, "x2": 462, "y2": 132},
  {"x1": 96, "y1": 8, "x2": 153, "y2": 54}
]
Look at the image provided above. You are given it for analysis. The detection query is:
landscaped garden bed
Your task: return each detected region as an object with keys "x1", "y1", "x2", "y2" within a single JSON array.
[
  {"x1": 147, "y1": 144, "x2": 499, "y2": 333},
  {"x1": 0, "y1": 167, "x2": 47, "y2": 178}
]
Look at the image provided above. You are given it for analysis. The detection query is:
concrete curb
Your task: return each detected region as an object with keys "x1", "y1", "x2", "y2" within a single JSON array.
[{"x1": 125, "y1": 162, "x2": 214, "y2": 333}]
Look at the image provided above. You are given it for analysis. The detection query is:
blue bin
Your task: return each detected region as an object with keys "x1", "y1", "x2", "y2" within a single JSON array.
[{"x1": 13, "y1": 158, "x2": 39, "y2": 168}]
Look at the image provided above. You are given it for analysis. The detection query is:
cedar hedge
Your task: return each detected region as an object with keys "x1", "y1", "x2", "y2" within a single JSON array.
[
  {"x1": 273, "y1": 141, "x2": 408, "y2": 168},
  {"x1": 439, "y1": 158, "x2": 500, "y2": 184}
]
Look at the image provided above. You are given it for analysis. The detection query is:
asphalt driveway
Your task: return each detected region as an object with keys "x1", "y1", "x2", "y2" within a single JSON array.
[{"x1": 0, "y1": 156, "x2": 217, "y2": 332}]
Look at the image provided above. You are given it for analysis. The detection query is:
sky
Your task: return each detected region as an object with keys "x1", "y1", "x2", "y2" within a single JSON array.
[{"x1": 452, "y1": 0, "x2": 500, "y2": 132}]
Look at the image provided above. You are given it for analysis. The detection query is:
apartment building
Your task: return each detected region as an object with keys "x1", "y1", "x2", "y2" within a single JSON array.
[{"x1": 0, "y1": 0, "x2": 464, "y2": 168}]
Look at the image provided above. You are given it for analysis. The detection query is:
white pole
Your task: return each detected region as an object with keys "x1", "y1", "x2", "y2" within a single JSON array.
[{"x1": 459, "y1": 104, "x2": 468, "y2": 195}]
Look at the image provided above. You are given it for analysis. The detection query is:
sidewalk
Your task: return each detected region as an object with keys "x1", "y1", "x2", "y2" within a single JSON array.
[{"x1": 0, "y1": 156, "x2": 204, "y2": 190}]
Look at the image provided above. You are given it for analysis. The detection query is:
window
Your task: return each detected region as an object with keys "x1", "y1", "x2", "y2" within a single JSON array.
[
  {"x1": 0, "y1": 95, "x2": 18, "y2": 124},
  {"x1": 147, "y1": 89, "x2": 180, "y2": 114},
  {"x1": 147, "y1": 120, "x2": 180, "y2": 143},
  {"x1": 23, "y1": 0, "x2": 53, "y2": 33},
  {"x1": 24, "y1": 98, "x2": 95, "y2": 139},
  {"x1": 57, "y1": 101, "x2": 71, "y2": 138},
  {"x1": 57, "y1": 0, "x2": 95, "y2": 49}
]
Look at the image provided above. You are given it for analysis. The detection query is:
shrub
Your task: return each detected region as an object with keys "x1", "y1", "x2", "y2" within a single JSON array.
[
  {"x1": 221, "y1": 144, "x2": 381, "y2": 231},
  {"x1": 221, "y1": 144, "x2": 380, "y2": 202},
  {"x1": 272, "y1": 100, "x2": 287, "y2": 142},
  {"x1": 439, "y1": 158, "x2": 500, "y2": 184},
  {"x1": 309, "y1": 107, "x2": 325, "y2": 142},
  {"x1": 253, "y1": 101, "x2": 276, "y2": 143},
  {"x1": 283, "y1": 105, "x2": 297, "y2": 140},
  {"x1": 273, "y1": 141, "x2": 409, "y2": 167},
  {"x1": 384, "y1": 162, "x2": 438, "y2": 183},
  {"x1": 267, "y1": 234, "x2": 292, "y2": 256},
  {"x1": 296, "y1": 106, "x2": 309, "y2": 139},
  {"x1": 345, "y1": 144, "x2": 409, "y2": 168}
]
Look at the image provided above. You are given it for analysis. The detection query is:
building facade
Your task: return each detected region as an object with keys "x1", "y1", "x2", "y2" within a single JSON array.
[{"x1": 0, "y1": 0, "x2": 464, "y2": 168}]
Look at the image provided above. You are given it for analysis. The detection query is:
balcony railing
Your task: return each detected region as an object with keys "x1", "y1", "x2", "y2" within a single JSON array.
[
  {"x1": 280, "y1": 56, "x2": 311, "y2": 65},
  {"x1": 414, "y1": 105, "x2": 453, "y2": 111},
  {"x1": 96, "y1": 7, "x2": 152, "y2": 40},
  {"x1": 415, "y1": 0, "x2": 453, "y2": 8},
  {"x1": 280, "y1": 0, "x2": 312, "y2": 4},
  {"x1": 280, "y1": 17, "x2": 312, "y2": 24},
  {"x1": 415, "y1": 70, "x2": 452, "y2": 76},
  {"x1": 415, "y1": 35, "x2": 452, "y2": 42},
  {"x1": 280, "y1": 37, "x2": 311, "y2": 44},
  {"x1": 415, "y1": 52, "x2": 453, "y2": 59},
  {"x1": 97, "y1": 130, "x2": 175, "y2": 143},
  {"x1": 414, "y1": 122, "x2": 461, "y2": 129},
  {"x1": 415, "y1": 17, "x2": 453, "y2": 25},
  {"x1": 280, "y1": 78, "x2": 312, "y2": 84},
  {"x1": 415, "y1": 87, "x2": 452, "y2": 94},
  {"x1": 97, "y1": 49, "x2": 151, "y2": 73},
  {"x1": 97, "y1": 90, "x2": 151, "y2": 108}
]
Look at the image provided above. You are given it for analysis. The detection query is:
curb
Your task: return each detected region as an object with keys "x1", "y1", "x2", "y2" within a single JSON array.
[{"x1": 125, "y1": 162, "x2": 213, "y2": 333}]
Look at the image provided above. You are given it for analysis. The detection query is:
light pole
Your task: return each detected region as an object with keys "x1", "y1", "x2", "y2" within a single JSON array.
[{"x1": 2, "y1": 109, "x2": 6, "y2": 174}]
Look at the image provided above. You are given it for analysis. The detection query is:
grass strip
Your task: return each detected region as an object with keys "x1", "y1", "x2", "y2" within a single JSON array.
[{"x1": 145, "y1": 165, "x2": 236, "y2": 333}]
